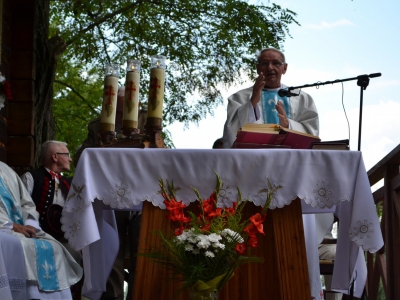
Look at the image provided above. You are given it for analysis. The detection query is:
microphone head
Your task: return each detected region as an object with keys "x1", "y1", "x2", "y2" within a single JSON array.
[
  {"x1": 277, "y1": 89, "x2": 288, "y2": 97},
  {"x1": 369, "y1": 73, "x2": 381, "y2": 78}
]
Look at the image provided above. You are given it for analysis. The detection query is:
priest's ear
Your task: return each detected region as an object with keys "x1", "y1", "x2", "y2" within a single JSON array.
[{"x1": 282, "y1": 63, "x2": 288, "y2": 75}]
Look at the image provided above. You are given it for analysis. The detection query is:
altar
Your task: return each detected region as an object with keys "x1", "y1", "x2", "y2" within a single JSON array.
[{"x1": 61, "y1": 148, "x2": 383, "y2": 299}]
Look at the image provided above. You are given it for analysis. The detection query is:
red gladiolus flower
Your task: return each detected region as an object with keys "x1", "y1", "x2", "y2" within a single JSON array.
[
  {"x1": 244, "y1": 224, "x2": 259, "y2": 237},
  {"x1": 172, "y1": 212, "x2": 191, "y2": 224},
  {"x1": 207, "y1": 207, "x2": 222, "y2": 219},
  {"x1": 164, "y1": 199, "x2": 186, "y2": 211},
  {"x1": 200, "y1": 222, "x2": 211, "y2": 232},
  {"x1": 224, "y1": 202, "x2": 237, "y2": 216},
  {"x1": 247, "y1": 236, "x2": 259, "y2": 248},
  {"x1": 174, "y1": 226, "x2": 185, "y2": 236},
  {"x1": 249, "y1": 213, "x2": 266, "y2": 235},
  {"x1": 235, "y1": 243, "x2": 247, "y2": 255}
]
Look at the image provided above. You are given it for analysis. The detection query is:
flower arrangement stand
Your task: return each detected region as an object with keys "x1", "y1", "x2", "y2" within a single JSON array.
[{"x1": 132, "y1": 199, "x2": 311, "y2": 300}]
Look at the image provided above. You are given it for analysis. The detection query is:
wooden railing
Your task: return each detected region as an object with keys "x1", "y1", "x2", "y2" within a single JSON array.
[{"x1": 366, "y1": 144, "x2": 400, "y2": 299}]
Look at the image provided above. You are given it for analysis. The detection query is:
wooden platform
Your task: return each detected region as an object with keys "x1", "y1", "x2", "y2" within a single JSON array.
[{"x1": 132, "y1": 199, "x2": 311, "y2": 300}]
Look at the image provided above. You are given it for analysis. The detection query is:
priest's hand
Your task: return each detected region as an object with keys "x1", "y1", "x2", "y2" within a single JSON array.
[
  {"x1": 12, "y1": 223, "x2": 37, "y2": 238},
  {"x1": 276, "y1": 101, "x2": 289, "y2": 128},
  {"x1": 250, "y1": 72, "x2": 266, "y2": 107}
]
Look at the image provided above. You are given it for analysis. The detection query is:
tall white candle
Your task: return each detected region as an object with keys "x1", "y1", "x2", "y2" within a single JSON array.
[
  {"x1": 123, "y1": 60, "x2": 141, "y2": 129},
  {"x1": 100, "y1": 63, "x2": 120, "y2": 132},
  {"x1": 147, "y1": 55, "x2": 166, "y2": 119}
]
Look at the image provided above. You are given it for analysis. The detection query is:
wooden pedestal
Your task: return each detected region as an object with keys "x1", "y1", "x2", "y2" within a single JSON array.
[{"x1": 132, "y1": 199, "x2": 311, "y2": 300}]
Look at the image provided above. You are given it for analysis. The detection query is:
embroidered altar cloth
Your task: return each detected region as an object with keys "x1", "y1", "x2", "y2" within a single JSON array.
[{"x1": 61, "y1": 148, "x2": 383, "y2": 299}]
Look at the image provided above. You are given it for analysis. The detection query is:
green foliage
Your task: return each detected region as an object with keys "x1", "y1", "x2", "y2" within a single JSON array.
[
  {"x1": 53, "y1": 56, "x2": 104, "y2": 175},
  {"x1": 50, "y1": 0, "x2": 299, "y2": 159}
]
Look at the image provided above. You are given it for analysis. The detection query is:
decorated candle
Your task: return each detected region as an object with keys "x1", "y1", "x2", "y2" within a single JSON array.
[
  {"x1": 123, "y1": 59, "x2": 141, "y2": 129},
  {"x1": 100, "y1": 63, "x2": 120, "y2": 132},
  {"x1": 147, "y1": 55, "x2": 166, "y2": 119}
]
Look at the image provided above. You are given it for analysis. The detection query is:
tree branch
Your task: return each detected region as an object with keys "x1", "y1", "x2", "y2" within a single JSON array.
[
  {"x1": 65, "y1": 0, "x2": 144, "y2": 47},
  {"x1": 54, "y1": 79, "x2": 99, "y2": 114}
]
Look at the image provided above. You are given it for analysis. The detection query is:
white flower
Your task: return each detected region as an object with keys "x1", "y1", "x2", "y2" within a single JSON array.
[
  {"x1": 0, "y1": 95, "x2": 4, "y2": 110},
  {"x1": 204, "y1": 251, "x2": 215, "y2": 258},
  {"x1": 213, "y1": 242, "x2": 225, "y2": 250},
  {"x1": 221, "y1": 228, "x2": 235, "y2": 237},
  {"x1": 196, "y1": 235, "x2": 211, "y2": 249},
  {"x1": 185, "y1": 244, "x2": 194, "y2": 252},
  {"x1": 221, "y1": 229, "x2": 244, "y2": 243},
  {"x1": 175, "y1": 231, "x2": 189, "y2": 244},
  {"x1": 208, "y1": 233, "x2": 222, "y2": 243}
]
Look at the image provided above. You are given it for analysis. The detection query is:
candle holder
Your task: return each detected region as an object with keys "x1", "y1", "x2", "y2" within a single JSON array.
[
  {"x1": 98, "y1": 131, "x2": 117, "y2": 147},
  {"x1": 144, "y1": 117, "x2": 163, "y2": 148}
]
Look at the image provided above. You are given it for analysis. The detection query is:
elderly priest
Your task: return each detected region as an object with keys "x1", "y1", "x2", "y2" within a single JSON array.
[{"x1": 0, "y1": 161, "x2": 83, "y2": 299}]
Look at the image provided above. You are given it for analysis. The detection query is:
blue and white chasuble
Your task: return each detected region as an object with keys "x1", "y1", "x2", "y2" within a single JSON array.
[
  {"x1": 0, "y1": 177, "x2": 59, "y2": 291},
  {"x1": 261, "y1": 89, "x2": 292, "y2": 124},
  {"x1": 0, "y1": 177, "x2": 23, "y2": 225}
]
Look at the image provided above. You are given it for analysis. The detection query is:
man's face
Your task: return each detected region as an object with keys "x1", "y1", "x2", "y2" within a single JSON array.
[
  {"x1": 55, "y1": 144, "x2": 72, "y2": 172},
  {"x1": 256, "y1": 50, "x2": 288, "y2": 89}
]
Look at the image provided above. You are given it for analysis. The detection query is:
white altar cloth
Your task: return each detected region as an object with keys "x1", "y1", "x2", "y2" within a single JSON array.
[{"x1": 62, "y1": 148, "x2": 383, "y2": 299}]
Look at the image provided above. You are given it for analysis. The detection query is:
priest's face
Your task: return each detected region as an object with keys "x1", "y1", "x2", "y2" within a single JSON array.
[{"x1": 256, "y1": 50, "x2": 287, "y2": 89}]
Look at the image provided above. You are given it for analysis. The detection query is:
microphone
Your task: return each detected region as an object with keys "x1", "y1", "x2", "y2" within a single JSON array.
[
  {"x1": 368, "y1": 73, "x2": 381, "y2": 78},
  {"x1": 277, "y1": 89, "x2": 299, "y2": 97}
]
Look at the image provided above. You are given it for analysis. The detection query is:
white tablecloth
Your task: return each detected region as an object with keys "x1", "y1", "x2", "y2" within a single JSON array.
[{"x1": 62, "y1": 148, "x2": 383, "y2": 299}]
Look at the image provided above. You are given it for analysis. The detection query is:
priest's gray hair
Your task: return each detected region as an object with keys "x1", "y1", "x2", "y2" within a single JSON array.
[
  {"x1": 257, "y1": 48, "x2": 286, "y2": 63},
  {"x1": 41, "y1": 140, "x2": 68, "y2": 163}
]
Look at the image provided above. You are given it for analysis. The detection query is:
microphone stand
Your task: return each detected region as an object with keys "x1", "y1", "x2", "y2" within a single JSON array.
[{"x1": 283, "y1": 73, "x2": 381, "y2": 151}]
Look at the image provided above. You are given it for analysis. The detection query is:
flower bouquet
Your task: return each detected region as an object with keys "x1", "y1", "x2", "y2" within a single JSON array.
[{"x1": 141, "y1": 173, "x2": 281, "y2": 300}]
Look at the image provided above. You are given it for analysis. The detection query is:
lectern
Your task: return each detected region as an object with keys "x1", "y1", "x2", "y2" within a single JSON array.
[{"x1": 133, "y1": 198, "x2": 311, "y2": 300}]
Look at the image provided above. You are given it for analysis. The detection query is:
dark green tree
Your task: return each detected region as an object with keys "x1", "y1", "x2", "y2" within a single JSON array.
[{"x1": 36, "y1": 0, "x2": 299, "y2": 166}]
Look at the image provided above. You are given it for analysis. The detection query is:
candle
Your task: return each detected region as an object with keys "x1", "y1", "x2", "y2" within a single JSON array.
[
  {"x1": 147, "y1": 55, "x2": 166, "y2": 119},
  {"x1": 123, "y1": 59, "x2": 141, "y2": 129},
  {"x1": 100, "y1": 63, "x2": 120, "y2": 132}
]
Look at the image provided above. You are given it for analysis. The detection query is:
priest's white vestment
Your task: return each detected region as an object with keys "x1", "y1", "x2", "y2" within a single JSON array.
[
  {"x1": 222, "y1": 85, "x2": 319, "y2": 148},
  {"x1": 0, "y1": 161, "x2": 83, "y2": 297}
]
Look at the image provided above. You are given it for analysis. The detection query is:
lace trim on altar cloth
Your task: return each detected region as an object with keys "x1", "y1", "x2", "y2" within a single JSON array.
[
  {"x1": 9, "y1": 277, "x2": 26, "y2": 291},
  {"x1": 0, "y1": 273, "x2": 8, "y2": 290},
  {"x1": 0, "y1": 274, "x2": 26, "y2": 291}
]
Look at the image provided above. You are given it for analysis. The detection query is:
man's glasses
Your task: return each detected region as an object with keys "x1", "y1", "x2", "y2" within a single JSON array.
[
  {"x1": 258, "y1": 60, "x2": 285, "y2": 68},
  {"x1": 56, "y1": 152, "x2": 71, "y2": 158}
]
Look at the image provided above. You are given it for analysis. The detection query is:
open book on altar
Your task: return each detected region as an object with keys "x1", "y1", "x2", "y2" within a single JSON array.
[{"x1": 231, "y1": 123, "x2": 321, "y2": 149}]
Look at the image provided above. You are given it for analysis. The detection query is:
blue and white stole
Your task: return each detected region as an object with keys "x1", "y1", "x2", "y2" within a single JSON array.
[
  {"x1": 33, "y1": 239, "x2": 60, "y2": 291},
  {"x1": 261, "y1": 88, "x2": 292, "y2": 124},
  {"x1": 0, "y1": 176, "x2": 23, "y2": 225},
  {"x1": 0, "y1": 176, "x2": 59, "y2": 290}
]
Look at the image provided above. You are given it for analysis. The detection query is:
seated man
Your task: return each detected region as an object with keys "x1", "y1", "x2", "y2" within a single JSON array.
[
  {"x1": 20, "y1": 140, "x2": 81, "y2": 263},
  {"x1": 0, "y1": 161, "x2": 83, "y2": 299}
]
